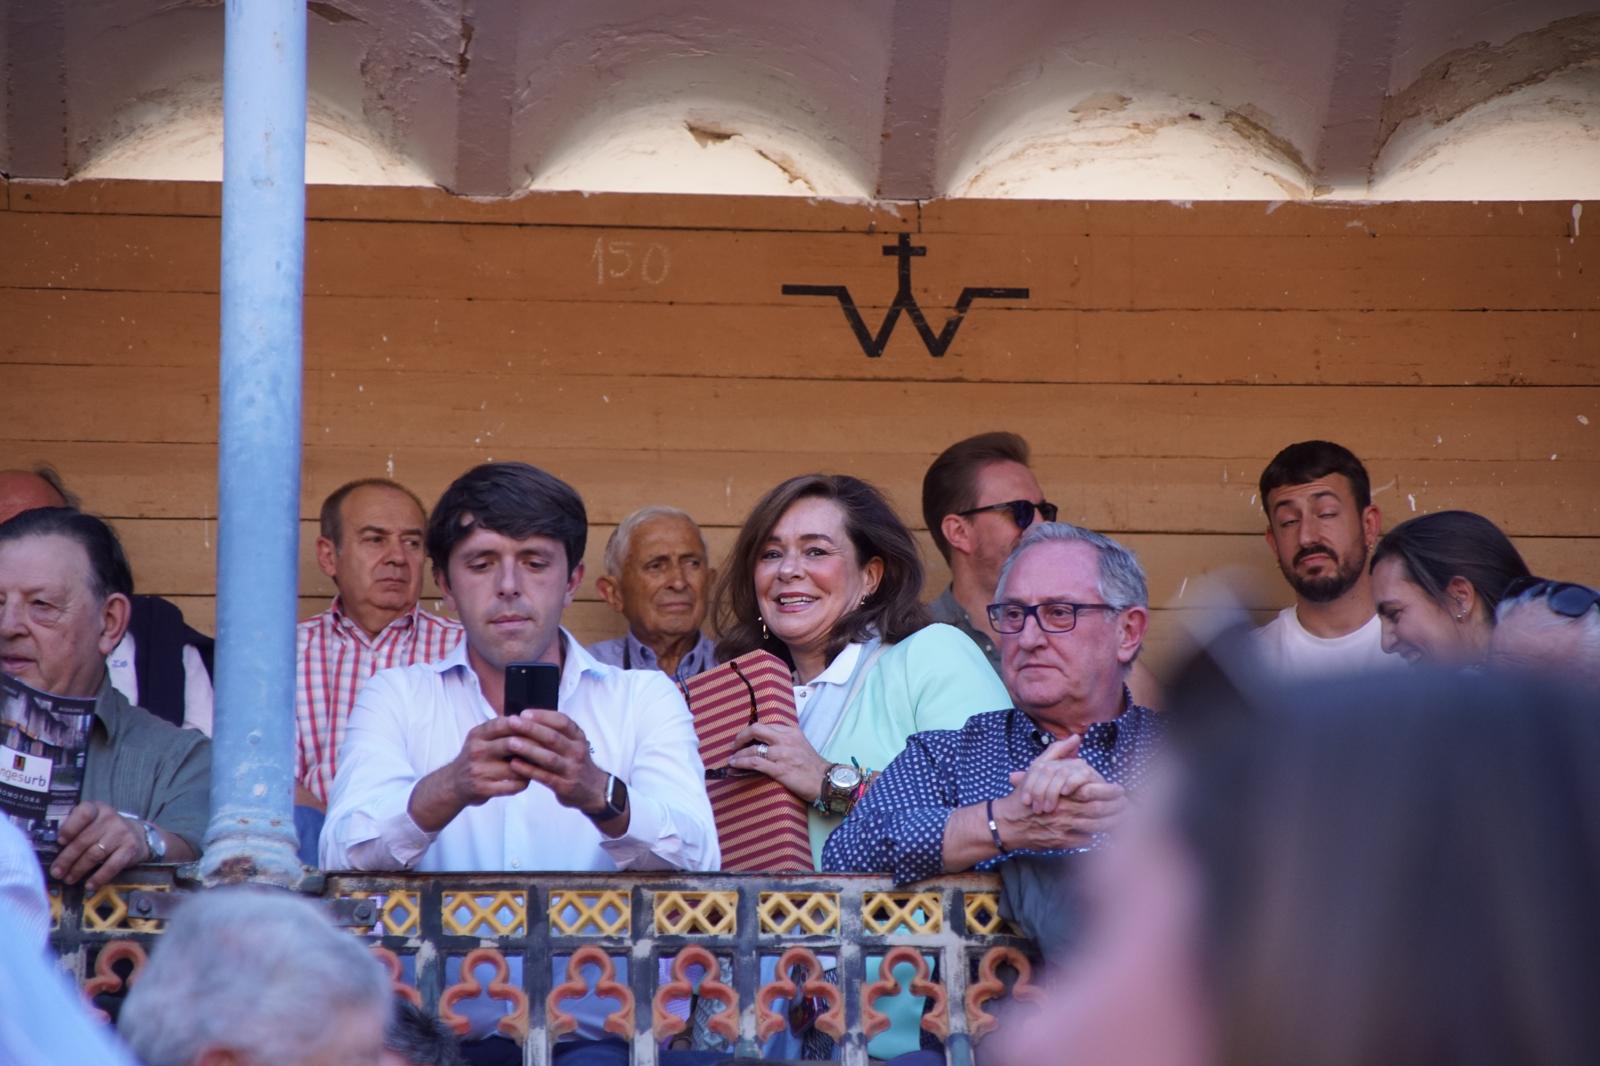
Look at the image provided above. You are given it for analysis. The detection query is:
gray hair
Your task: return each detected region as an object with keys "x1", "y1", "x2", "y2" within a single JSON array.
[
  {"x1": 602, "y1": 505, "x2": 707, "y2": 576},
  {"x1": 997, "y1": 521, "x2": 1149, "y2": 610},
  {"x1": 995, "y1": 522, "x2": 1149, "y2": 668},
  {"x1": 118, "y1": 886, "x2": 392, "y2": 1066}
]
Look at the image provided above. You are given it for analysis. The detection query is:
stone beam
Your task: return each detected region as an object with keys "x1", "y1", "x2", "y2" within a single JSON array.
[
  {"x1": 876, "y1": 0, "x2": 952, "y2": 201},
  {"x1": 3, "y1": 0, "x2": 69, "y2": 178},
  {"x1": 1313, "y1": 0, "x2": 1406, "y2": 192}
]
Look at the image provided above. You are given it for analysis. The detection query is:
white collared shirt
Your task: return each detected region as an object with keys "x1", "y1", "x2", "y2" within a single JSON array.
[
  {"x1": 320, "y1": 630, "x2": 719, "y2": 873},
  {"x1": 793, "y1": 640, "x2": 865, "y2": 750}
]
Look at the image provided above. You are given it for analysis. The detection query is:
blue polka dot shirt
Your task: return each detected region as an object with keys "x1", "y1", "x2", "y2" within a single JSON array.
[{"x1": 821, "y1": 691, "x2": 1163, "y2": 884}]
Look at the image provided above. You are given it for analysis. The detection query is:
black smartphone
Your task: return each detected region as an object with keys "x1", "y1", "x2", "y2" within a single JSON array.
[{"x1": 504, "y1": 661, "x2": 560, "y2": 715}]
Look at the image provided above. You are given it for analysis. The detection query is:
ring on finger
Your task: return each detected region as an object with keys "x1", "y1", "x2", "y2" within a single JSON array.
[
  {"x1": 93, "y1": 842, "x2": 108, "y2": 853},
  {"x1": 755, "y1": 743, "x2": 770, "y2": 759}
]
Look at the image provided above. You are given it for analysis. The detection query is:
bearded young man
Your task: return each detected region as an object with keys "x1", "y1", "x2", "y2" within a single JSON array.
[{"x1": 1251, "y1": 440, "x2": 1391, "y2": 678}]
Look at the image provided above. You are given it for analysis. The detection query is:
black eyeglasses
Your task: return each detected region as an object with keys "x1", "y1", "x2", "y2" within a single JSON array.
[
  {"x1": 957, "y1": 499, "x2": 1059, "y2": 529},
  {"x1": 986, "y1": 601, "x2": 1119, "y2": 634},
  {"x1": 1504, "y1": 578, "x2": 1600, "y2": 618}
]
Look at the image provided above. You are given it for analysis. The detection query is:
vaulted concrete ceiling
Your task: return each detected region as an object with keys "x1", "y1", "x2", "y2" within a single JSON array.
[{"x1": 2, "y1": 0, "x2": 1597, "y2": 198}]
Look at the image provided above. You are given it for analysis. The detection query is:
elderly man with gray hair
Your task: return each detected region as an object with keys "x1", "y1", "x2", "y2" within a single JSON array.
[
  {"x1": 117, "y1": 886, "x2": 392, "y2": 1066},
  {"x1": 587, "y1": 506, "x2": 718, "y2": 680},
  {"x1": 823, "y1": 521, "x2": 1162, "y2": 894},
  {"x1": 1490, "y1": 578, "x2": 1600, "y2": 691}
]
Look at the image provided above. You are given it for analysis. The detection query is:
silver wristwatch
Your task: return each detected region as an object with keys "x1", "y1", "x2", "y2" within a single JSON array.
[
  {"x1": 814, "y1": 763, "x2": 864, "y2": 816},
  {"x1": 120, "y1": 811, "x2": 167, "y2": 862}
]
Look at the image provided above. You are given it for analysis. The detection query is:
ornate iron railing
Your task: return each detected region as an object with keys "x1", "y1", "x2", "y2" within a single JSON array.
[{"x1": 50, "y1": 869, "x2": 1044, "y2": 1066}]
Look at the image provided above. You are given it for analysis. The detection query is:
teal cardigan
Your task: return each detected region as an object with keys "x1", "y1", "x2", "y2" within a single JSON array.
[
  {"x1": 799, "y1": 623, "x2": 1009, "y2": 1059},
  {"x1": 805, "y1": 622, "x2": 1012, "y2": 867}
]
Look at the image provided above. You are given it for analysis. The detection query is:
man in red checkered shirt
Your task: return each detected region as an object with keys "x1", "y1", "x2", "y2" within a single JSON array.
[{"x1": 295, "y1": 479, "x2": 461, "y2": 824}]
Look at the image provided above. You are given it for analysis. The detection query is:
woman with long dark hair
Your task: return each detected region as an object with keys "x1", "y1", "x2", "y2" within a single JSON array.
[
  {"x1": 712, "y1": 473, "x2": 1010, "y2": 865},
  {"x1": 1369, "y1": 509, "x2": 1530, "y2": 667}
]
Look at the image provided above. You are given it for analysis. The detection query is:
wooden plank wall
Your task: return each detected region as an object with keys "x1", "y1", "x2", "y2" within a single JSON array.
[{"x1": 2, "y1": 179, "x2": 1596, "y2": 680}]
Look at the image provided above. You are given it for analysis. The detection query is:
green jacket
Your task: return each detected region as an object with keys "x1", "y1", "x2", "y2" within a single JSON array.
[{"x1": 806, "y1": 623, "x2": 1011, "y2": 866}]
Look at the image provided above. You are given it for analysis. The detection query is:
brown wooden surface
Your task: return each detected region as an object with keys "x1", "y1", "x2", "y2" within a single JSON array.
[
  {"x1": 3, "y1": 178, "x2": 1596, "y2": 682},
  {"x1": 6, "y1": 289, "x2": 1595, "y2": 386}
]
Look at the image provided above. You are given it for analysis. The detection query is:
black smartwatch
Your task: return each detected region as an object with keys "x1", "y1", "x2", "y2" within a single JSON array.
[{"x1": 587, "y1": 773, "x2": 628, "y2": 822}]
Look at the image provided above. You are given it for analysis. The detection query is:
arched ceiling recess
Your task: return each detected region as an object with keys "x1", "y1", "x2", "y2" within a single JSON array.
[
  {"x1": 74, "y1": 85, "x2": 432, "y2": 185},
  {"x1": 1368, "y1": 14, "x2": 1600, "y2": 199},
  {"x1": 946, "y1": 91, "x2": 1315, "y2": 200},
  {"x1": 525, "y1": 96, "x2": 873, "y2": 197},
  {"x1": 3, "y1": 0, "x2": 1597, "y2": 200},
  {"x1": 934, "y1": 0, "x2": 1341, "y2": 199},
  {"x1": 510, "y1": 4, "x2": 892, "y2": 197}
]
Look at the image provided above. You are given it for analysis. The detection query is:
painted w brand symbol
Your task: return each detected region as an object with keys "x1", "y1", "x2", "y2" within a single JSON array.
[{"x1": 782, "y1": 233, "x2": 1029, "y2": 358}]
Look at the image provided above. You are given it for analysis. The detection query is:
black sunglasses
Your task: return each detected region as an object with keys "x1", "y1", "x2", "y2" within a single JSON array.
[
  {"x1": 957, "y1": 499, "x2": 1059, "y2": 529},
  {"x1": 1504, "y1": 577, "x2": 1600, "y2": 618}
]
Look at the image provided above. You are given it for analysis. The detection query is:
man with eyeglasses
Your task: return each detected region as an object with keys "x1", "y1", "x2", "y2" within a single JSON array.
[
  {"x1": 1490, "y1": 578, "x2": 1600, "y2": 691},
  {"x1": 823, "y1": 522, "x2": 1161, "y2": 905},
  {"x1": 921, "y1": 433, "x2": 1162, "y2": 708}
]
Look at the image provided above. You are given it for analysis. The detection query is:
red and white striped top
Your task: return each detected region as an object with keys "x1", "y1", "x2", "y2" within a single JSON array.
[{"x1": 295, "y1": 599, "x2": 462, "y2": 805}]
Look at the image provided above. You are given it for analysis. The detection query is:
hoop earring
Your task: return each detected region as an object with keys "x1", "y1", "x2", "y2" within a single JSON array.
[{"x1": 761, "y1": 620, "x2": 770, "y2": 641}]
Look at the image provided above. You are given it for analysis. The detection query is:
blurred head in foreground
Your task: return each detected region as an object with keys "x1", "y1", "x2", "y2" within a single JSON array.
[
  {"x1": 1001, "y1": 666, "x2": 1600, "y2": 1066},
  {"x1": 1491, "y1": 578, "x2": 1600, "y2": 693},
  {"x1": 119, "y1": 886, "x2": 391, "y2": 1066}
]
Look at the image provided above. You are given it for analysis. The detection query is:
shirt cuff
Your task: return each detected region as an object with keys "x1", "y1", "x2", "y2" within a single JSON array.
[
  {"x1": 884, "y1": 807, "x2": 955, "y2": 885},
  {"x1": 598, "y1": 792, "x2": 697, "y2": 871},
  {"x1": 341, "y1": 808, "x2": 437, "y2": 870}
]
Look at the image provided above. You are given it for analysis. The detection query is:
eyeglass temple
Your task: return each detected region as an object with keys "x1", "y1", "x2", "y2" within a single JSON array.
[{"x1": 730, "y1": 659, "x2": 760, "y2": 723}]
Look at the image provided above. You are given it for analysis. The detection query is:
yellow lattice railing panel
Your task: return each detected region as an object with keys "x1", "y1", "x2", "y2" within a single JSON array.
[
  {"x1": 654, "y1": 891, "x2": 737, "y2": 935},
  {"x1": 49, "y1": 886, "x2": 63, "y2": 930},
  {"x1": 350, "y1": 890, "x2": 422, "y2": 937},
  {"x1": 963, "y1": 892, "x2": 1006, "y2": 936},
  {"x1": 82, "y1": 884, "x2": 168, "y2": 933},
  {"x1": 861, "y1": 891, "x2": 942, "y2": 935},
  {"x1": 442, "y1": 891, "x2": 527, "y2": 937},
  {"x1": 549, "y1": 889, "x2": 630, "y2": 936},
  {"x1": 758, "y1": 891, "x2": 840, "y2": 935}
]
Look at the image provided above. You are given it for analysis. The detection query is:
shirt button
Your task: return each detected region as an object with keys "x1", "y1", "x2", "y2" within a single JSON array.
[{"x1": 509, "y1": 859, "x2": 522, "y2": 870}]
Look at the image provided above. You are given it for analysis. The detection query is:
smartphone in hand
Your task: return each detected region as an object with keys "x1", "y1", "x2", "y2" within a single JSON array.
[{"x1": 504, "y1": 661, "x2": 560, "y2": 715}]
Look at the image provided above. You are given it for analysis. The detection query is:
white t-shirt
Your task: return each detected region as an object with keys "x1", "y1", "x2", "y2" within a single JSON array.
[{"x1": 1251, "y1": 607, "x2": 1392, "y2": 680}]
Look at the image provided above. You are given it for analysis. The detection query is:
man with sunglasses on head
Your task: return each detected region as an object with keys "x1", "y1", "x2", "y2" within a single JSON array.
[
  {"x1": 823, "y1": 521, "x2": 1161, "y2": 916},
  {"x1": 1490, "y1": 578, "x2": 1600, "y2": 691}
]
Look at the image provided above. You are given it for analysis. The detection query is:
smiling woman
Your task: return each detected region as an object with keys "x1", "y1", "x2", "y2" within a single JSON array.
[
  {"x1": 710, "y1": 474, "x2": 1011, "y2": 868},
  {"x1": 1369, "y1": 510, "x2": 1531, "y2": 669}
]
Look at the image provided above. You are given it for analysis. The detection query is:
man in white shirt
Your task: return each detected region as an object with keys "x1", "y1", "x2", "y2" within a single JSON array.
[
  {"x1": 1251, "y1": 440, "x2": 1390, "y2": 678},
  {"x1": 321, "y1": 461, "x2": 718, "y2": 874}
]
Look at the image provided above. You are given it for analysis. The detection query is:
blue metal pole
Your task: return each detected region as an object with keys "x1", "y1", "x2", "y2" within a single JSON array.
[{"x1": 199, "y1": 0, "x2": 308, "y2": 886}]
